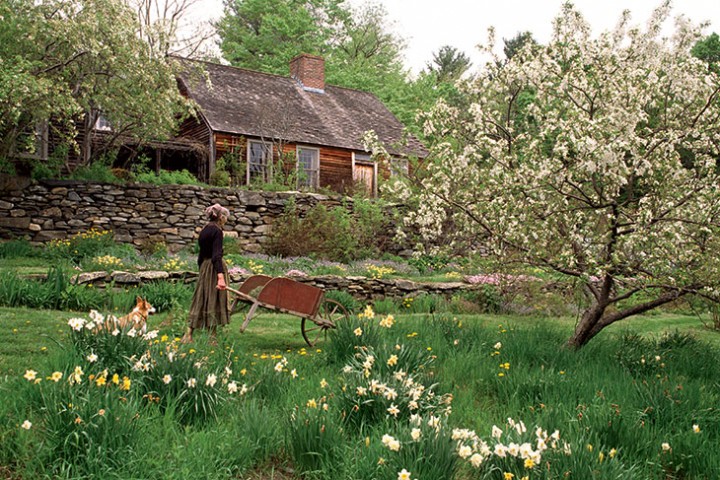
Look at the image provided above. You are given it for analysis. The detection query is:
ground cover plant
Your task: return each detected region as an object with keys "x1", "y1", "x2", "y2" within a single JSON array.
[{"x1": 1, "y1": 302, "x2": 719, "y2": 479}]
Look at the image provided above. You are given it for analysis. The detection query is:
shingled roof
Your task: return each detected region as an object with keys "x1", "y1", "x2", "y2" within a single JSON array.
[{"x1": 176, "y1": 58, "x2": 427, "y2": 159}]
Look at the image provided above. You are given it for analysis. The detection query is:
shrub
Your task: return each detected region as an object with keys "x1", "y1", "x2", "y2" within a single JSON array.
[
  {"x1": 408, "y1": 254, "x2": 451, "y2": 274},
  {"x1": 67, "y1": 157, "x2": 122, "y2": 184},
  {"x1": 133, "y1": 167, "x2": 202, "y2": 186},
  {"x1": 449, "y1": 286, "x2": 503, "y2": 314},
  {"x1": 265, "y1": 198, "x2": 387, "y2": 263},
  {"x1": 42, "y1": 228, "x2": 116, "y2": 264}
]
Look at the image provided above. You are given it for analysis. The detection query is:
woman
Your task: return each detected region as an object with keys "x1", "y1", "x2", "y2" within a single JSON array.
[{"x1": 181, "y1": 203, "x2": 231, "y2": 344}]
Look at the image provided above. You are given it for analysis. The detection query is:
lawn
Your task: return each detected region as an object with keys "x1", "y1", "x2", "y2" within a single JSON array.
[{"x1": 1, "y1": 304, "x2": 719, "y2": 479}]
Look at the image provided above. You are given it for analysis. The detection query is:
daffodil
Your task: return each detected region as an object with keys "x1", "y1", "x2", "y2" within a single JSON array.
[{"x1": 397, "y1": 469, "x2": 412, "y2": 480}]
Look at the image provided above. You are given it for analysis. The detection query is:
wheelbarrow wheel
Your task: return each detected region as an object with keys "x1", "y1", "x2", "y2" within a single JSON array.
[{"x1": 301, "y1": 299, "x2": 349, "y2": 347}]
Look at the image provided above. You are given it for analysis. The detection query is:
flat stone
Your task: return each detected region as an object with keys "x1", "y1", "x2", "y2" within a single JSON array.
[
  {"x1": 33, "y1": 230, "x2": 66, "y2": 241},
  {"x1": 73, "y1": 271, "x2": 109, "y2": 284},
  {"x1": 0, "y1": 217, "x2": 30, "y2": 228},
  {"x1": 111, "y1": 271, "x2": 140, "y2": 284},
  {"x1": 394, "y1": 279, "x2": 419, "y2": 290},
  {"x1": 40, "y1": 206, "x2": 62, "y2": 217},
  {"x1": 137, "y1": 271, "x2": 169, "y2": 281}
]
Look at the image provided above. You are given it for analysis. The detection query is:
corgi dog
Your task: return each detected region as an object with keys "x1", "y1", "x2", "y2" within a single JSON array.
[{"x1": 95, "y1": 296, "x2": 155, "y2": 334}]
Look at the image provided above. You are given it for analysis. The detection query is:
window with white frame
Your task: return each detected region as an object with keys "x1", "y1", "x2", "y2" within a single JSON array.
[
  {"x1": 297, "y1": 146, "x2": 319, "y2": 188},
  {"x1": 247, "y1": 140, "x2": 272, "y2": 183}
]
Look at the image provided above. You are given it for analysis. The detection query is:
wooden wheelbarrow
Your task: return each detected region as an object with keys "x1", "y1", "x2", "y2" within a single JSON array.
[{"x1": 226, "y1": 274, "x2": 349, "y2": 347}]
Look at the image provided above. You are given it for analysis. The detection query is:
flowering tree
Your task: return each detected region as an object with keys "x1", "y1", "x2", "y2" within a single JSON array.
[
  {"x1": 386, "y1": 2, "x2": 720, "y2": 348},
  {"x1": 0, "y1": 0, "x2": 192, "y2": 168}
]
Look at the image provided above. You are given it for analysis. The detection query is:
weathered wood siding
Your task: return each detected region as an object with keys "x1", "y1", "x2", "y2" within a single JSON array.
[
  {"x1": 178, "y1": 116, "x2": 211, "y2": 145},
  {"x1": 280, "y1": 143, "x2": 353, "y2": 194},
  {"x1": 214, "y1": 132, "x2": 245, "y2": 158},
  {"x1": 320, "y1": 145, "x2": 353, "y2": 193},
  {"x1": 208, "y1": 133, "x2": 355, "y2": 194}
]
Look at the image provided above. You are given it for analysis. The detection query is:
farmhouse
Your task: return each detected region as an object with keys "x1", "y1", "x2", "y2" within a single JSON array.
[{"x1": 172, "y1": 54, "x2": 427, "y2": 196}]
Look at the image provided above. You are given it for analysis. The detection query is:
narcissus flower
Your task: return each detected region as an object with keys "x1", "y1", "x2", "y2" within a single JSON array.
[{"x1": 397, "y1": 469, "x2": 412, "y2": 480}]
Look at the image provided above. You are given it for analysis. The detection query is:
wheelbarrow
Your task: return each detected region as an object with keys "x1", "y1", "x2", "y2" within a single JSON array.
[{"x1": 226, "y1": 275, "x2": 349, "y2": 347}]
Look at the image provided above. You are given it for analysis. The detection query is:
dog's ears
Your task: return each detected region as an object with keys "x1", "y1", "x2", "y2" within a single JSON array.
[{"x1": 136, "y1": 295, "x2": 143, "y2": 303}]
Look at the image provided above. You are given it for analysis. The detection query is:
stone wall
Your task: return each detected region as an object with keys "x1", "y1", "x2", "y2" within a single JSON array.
[
  {"x1": 0, "y1": 177, "x2": 367, "y2": 253},
  {"x1": 70, "y1": 270, "x2": 480, "y2": 301}
]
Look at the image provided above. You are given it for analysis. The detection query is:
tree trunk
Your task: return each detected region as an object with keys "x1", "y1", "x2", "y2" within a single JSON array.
[
  {"x1": 567, "y1": 302, "x2": 607, "y2": 349},
  {"x1": 567, "y1": 289, "x2": 689, "y2": 349}
]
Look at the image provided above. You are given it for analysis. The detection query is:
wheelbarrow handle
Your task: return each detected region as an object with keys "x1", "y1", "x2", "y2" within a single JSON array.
[{"x1": 225, "y1": 286, "x2": 243, "y2": 296}]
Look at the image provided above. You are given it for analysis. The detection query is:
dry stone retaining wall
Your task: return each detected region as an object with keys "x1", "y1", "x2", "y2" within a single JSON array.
[
  {"x1": 0, "y1": 177, "x2": 376, "y2": 253},
  {"x1": 71, "y1": 270, "x2": 479, "y2": 301}
]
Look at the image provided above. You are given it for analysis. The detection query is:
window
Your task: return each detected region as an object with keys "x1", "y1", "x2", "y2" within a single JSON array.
[
  {"x1": 297, "y1": 146, "x2": 319, "y2": 188},
  {"x1": 94, "y1": 114, "x2": 112, "y2": 131},
  {"x1": 247, "y1": 140, "x2": 272, "y2": 183},
  {"x1": 390, "y1": 157, "x2": 409, "y2": 177},
  {"x1": 354, "y1": 153, "x2": 372, "y2": 163},
  {"x1": 13, "y1": 122, "x2": 48, "y2": 160}
]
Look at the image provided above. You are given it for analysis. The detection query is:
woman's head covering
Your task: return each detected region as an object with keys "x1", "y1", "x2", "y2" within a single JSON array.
[{"x1": 205, "y1": 203, "x2": 230, "y2": 221}]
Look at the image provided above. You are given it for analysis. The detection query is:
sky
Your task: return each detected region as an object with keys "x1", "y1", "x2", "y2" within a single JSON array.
[{"x1": 194, "y1": 0, "x2": 720, "y2": 74}]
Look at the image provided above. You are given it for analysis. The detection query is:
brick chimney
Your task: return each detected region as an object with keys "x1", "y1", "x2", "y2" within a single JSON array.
[{"x1": 290, "y1": 53, "x2": 325, "y2": 93}]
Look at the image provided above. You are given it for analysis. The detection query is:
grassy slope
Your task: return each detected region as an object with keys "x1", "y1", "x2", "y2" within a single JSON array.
[{"x1": 3, "y1": 306, "x2": 718, "y2": 376}]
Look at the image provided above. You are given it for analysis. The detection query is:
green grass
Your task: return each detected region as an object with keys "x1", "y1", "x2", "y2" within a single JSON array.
[
  {"x1": 3, "y1": 307, "x2": 717, "y2": 377},
  {"x1": 0, "y1": 257, "x2": 62, "y2": 276},
  {"x1": 2, "y1": 306, "x2": 720, "y2": 479},
  {"x1": 0, "y1": 308, "x2": 78, "y2": 376}
]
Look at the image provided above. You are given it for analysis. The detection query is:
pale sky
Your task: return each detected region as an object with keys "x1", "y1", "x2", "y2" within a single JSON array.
[{"x1": 194, "y1": 0, "x2": 720, "y2": 74}]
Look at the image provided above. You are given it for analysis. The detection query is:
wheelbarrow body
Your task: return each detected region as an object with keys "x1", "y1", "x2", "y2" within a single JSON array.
[{"x1": 227, "y1": 275, "x2": 348, "y2": 346}]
